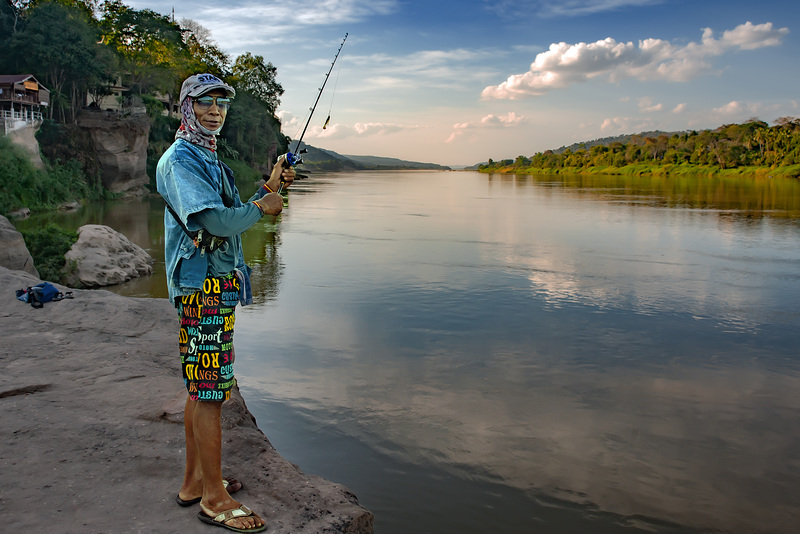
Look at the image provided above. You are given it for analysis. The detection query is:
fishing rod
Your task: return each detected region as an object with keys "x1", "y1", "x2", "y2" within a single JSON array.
[{"x1": 277, "y1": 33, "x2": 348, "y2": 191}]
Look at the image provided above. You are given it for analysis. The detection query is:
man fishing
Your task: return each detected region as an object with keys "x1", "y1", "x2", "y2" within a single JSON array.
[{"x1": 156, "y1": 73, "x2": 295, "y2": 533}]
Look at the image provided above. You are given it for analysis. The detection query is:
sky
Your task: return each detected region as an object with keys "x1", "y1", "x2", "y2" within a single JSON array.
[{"x1": 123, "y1": 0, "x2": 799, "y2": 167}]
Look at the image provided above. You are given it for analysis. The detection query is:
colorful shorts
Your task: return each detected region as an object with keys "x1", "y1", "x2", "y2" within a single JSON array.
[{"x1": 178, "y1": 272, "x2": 240, "y2": 402}]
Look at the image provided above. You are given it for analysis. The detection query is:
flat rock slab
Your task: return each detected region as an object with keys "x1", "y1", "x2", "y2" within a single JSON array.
[{"x1": 0, "y1": 267, "x2": 374, "y2": 533}]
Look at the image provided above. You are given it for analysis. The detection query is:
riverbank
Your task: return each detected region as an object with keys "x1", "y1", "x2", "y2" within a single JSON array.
[
  {"x1": 0, "y1": 266, "x2": 374, "y2": 533},
  {"x1": 479, "y1": 163, "x2": 800, "y2": 178}
]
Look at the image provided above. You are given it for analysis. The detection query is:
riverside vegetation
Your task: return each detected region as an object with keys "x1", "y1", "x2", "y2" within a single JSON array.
[
  {"x1": 1, "y1": 0, "x2": 289, "y2": 279},
  {"x1": 480, "y1": 119, "x2": 800, "y2": 178},
  {"x1": 0, "y1": 0, "x2": 288, "y2": 215}
]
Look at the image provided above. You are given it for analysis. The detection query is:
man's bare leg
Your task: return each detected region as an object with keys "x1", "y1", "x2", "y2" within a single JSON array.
[
  {"x1": 177, "y1": 395, "x2": 203, "y2": 501},
  {"x1": 193, "y1": 399, "x2": 264, "y2": 531}
]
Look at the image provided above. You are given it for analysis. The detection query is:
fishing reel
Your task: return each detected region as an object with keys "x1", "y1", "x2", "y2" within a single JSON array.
[
  {"x1": 283, "y1": 148, "x2": 308, "y2": 168},
  {"x1": 273, "y1": 148, "x2": 308, "y2": 193}
]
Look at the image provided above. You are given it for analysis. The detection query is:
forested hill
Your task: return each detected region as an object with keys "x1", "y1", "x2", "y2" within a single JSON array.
[
  {"x1": 343, "y1": 155, "x2": 450, "y2": 170},
  {"x1": 291, "y1": 142, "x2": 451, "y2": 171},
  {"x1": 552, "y1": 131, "x2": 679, "y2": 154},
  {"x1": 478, "y1": 119, "x2": 800, "y2": 176}
]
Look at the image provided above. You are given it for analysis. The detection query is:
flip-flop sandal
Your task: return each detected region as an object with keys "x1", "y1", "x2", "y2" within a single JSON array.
[
  {"x1": 197, "y1": 504, "x2": 266, "y2": 533},
  {"x1": 175, "y1": 477, "x2": 243, "y2": 507},
  {"x1": 176, "y1": 494, "x2": 202, "y2": 507}
]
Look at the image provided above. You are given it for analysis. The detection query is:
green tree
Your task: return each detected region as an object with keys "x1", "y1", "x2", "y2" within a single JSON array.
[
  {"x1": 221, "y1": 91, "x2": 287, "y2": 169},
  {"x1": 179, "y1": 18, "x2": 231, "y2": 77},
  {"x1": 231, "y1": 52, "x2": 284, "y2": 114},
  {"x1": 9, "y1": 1, "x2": 116, "y2": 122},
  {"x1": 99, "y1": 0, "x2": 186, "y2": 96}
]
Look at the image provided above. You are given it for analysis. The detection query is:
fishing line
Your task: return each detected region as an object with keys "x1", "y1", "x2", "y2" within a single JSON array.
[
  {"x1": 323, "y1": 55, "x2": 344, "y2": 130},
  {"x1": 282, "y1": 33, "x2": 348, "y2": 169}
]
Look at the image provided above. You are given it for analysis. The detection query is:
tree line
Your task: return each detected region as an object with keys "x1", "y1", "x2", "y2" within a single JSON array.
[
  {"x1": 0, "y1": 0, "x2": 288, "y2": 175},
  {"x1": 480, "y1": 118, "x2": 800, "y2": 175}
]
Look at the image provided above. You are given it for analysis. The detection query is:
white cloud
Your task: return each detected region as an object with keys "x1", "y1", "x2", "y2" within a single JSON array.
[
  {"x1": 172, "y1": 0, "x2": 399, "y2": 51},
  {"x1": 720, "y1": 21, "x2": 790, "y2": 50},
  {"x1": 638, "y1": 97, "x2": 663, "y2": 113},
  {"x1": 344, "y1": 48, "x2": 499, "y2": 93},
  {"x1": 300, "y1": 121, "x2": 421, "y2": 141},
  {"x1": 486, "y1": 0, "x2": 666, "y2": 18},
  {"x1": 704, "y1": 100, "x2": 799, "y2": 123},
  {"x1": 712, "y1": 101, "x2": 746, "y2": 116},
  {"x1": 276, "y1": 110, "x2": 301, "y2": 130},
  {"x1": 446, "y1": 112, "x2": 527, "y2": 143},
  {"x1": 481, "y1": 22, "x2": 789, "y2": 100},
  {"x1": 672, "y1": 103, "x2": 687, "y2": 114},
  {"x1": 538, "y1": 0, "x2": 666, "y2": 17},
  {"x1": 204, "y1": 0, "x2": 398, "y2": 28},
  {"x1": 600, "y1": 116, "x2": 653, "y2": 132}
]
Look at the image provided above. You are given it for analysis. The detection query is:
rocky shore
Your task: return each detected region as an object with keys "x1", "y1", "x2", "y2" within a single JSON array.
[{"x1": 0, "y1": 266, "x2": 374, "y2": 533}]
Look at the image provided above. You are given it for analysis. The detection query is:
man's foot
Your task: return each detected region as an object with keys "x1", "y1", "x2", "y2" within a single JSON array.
[
  {"x1": 198, "y1": 503, "x2": 266, "y2": 533},
  {"x1": 176, "y1": 478, "x2": 243, "y2": 507}
]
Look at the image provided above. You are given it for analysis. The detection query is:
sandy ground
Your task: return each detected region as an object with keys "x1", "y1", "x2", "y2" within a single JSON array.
[{"x1": 0, "y1": 267, "x2": 373, "y2": 533}]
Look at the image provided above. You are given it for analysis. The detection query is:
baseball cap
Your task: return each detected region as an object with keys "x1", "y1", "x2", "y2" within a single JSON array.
[{"x1": 179, "y1": 74, "x2": 236, "y2": 104}]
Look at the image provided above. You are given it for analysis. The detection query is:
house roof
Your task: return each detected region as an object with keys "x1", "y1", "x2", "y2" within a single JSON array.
[{"x1": 0, "y1": 74, "x2": 45, "y2": 87}]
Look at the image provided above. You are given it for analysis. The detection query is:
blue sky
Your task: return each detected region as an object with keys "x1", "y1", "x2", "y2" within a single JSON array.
[{"x1": 125, "y1": 0, "x2": 799, "y2": 166}]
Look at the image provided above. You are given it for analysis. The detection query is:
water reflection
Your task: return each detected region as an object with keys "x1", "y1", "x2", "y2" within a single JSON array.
[
  {"x1": 490, "y1": 173, "x2": 800, "y2": 218},
  {"x1": 241, "y1": 355, "x2": 800, "y2": 532},
  {"x1": 233, "y1": 171, "x2": 800, "y2": 533},
  {"x1": 243, "y1": 223, "x2": 284, "y2": 305}
]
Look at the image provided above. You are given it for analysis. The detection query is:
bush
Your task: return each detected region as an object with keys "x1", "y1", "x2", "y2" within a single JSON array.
[
  {"x1": 36, "y1": 120, "x2": 103, "y2": 197},
  {"x1": 0, "y1": 136, "x2": 43, "y2": 214},
  {"x1": 21, "y1": 223, "x2": 78, "y2": 283},
  {"x1": 0, "y1": 136, "x2": 95, "y2": 216}
]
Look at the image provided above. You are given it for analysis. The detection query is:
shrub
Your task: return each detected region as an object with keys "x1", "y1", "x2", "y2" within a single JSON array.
[
  {"x1": 0, "y1": 135, "x2": 42, "y2": 214},
  {"x1": 0, "y1": 136, "x2": 95, "y2": 215},
  {"x1": 21, "y1": 223, "x2": 78, "y2": 283}
]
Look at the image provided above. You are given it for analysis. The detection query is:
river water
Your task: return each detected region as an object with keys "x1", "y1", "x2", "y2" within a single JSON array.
[{"x1": 20, "y1": 171, "x2": 800, "y2": 533}]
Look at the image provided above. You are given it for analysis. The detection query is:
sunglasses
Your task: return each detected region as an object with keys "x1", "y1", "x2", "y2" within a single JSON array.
[{"x1": 194, "y1": 95, "x2": 232, "y2": 111}]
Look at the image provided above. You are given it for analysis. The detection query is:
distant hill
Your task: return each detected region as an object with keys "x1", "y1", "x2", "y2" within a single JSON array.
[
  {"x1": 291, "y1": 142, "x2": 451, "y2": 171},
  {"x1": 343, "y1": 154, "x2": 450, "y2": 170}
]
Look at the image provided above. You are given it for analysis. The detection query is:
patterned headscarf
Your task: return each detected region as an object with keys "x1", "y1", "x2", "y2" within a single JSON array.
[{"x1": 175, "y1": 96, "x2": 218, "y2": 151}]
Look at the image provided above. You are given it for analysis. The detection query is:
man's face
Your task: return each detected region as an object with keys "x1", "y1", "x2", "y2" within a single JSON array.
[{"x1": 192, "y1": 89, "x2": 229, "y2": 131}]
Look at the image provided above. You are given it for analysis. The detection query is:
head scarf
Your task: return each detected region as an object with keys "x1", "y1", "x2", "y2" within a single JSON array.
[{"x1": 175, "y1": 96, "x2": 219, "y2": 151}]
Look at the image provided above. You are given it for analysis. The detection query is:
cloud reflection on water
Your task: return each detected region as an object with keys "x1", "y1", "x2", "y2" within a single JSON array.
[{"x1": 236, "y1": 171, "x2": 800, "y2": 532}]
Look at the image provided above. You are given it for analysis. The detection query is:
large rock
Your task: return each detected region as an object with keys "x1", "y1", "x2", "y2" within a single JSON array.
[
  {"x1": 64, "y1": 224, "x2": 153, "y2": 287},
  {"x1": 0, "y1": 215, "x2": 39, "y2": 278},
  {"x1": 76, "y1": 109, "x2": 150, "y2": 193},
  {"x1": 0, "y1": 266, "x2": 374, "y2": 533}
]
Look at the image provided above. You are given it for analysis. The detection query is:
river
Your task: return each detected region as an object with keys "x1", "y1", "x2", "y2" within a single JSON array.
[{"x1": 18, "y1": 170, "x2": 800, "y2": 533}]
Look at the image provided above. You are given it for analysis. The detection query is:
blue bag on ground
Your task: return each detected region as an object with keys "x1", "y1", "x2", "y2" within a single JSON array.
[{"x1": 15, "y1": 282, "x2": 72, "y2": 308}]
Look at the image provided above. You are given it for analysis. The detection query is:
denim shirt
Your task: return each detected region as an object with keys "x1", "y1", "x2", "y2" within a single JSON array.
[{"x1": 156, "y1": 138, "x2": 253, "y2": 305}]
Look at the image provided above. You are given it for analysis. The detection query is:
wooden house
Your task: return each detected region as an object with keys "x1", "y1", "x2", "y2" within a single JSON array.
[{"x1": 0, "y1": 74, "x2": 49, "y2": 132}]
